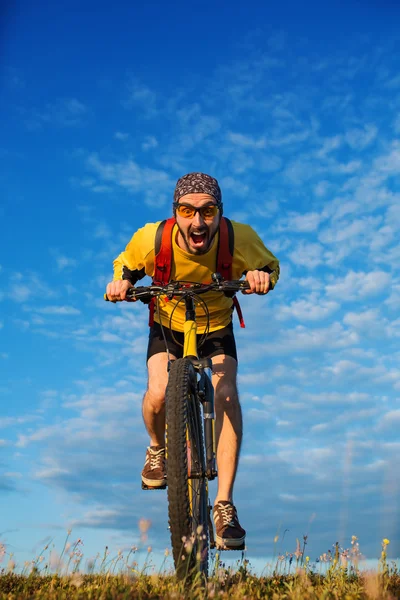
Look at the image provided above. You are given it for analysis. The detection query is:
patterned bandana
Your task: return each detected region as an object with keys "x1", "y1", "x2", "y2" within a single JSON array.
[{"x1": 173, "y1": 172, "x2": 223, "y2": 211}]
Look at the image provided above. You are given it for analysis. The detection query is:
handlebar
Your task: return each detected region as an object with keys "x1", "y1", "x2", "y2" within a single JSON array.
[{"x1": 104, "y1": 274, "x2": 250, "y2": 302}]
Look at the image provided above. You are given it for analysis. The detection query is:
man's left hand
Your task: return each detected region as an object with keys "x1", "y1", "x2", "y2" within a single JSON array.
[{"x1": 244, "y1": 270, "x2": 270, "y2": 294}]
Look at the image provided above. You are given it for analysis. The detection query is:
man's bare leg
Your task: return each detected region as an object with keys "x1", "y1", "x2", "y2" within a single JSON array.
[
  {"x1": 142, "y1": 352, "x2": 175, "y2": 446},
  {"x1": 211, "y1": 355, "x2": 242, "y2": 505}
]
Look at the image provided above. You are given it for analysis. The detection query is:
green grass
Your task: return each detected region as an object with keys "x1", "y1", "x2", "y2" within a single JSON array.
[
  {"x1": 1, "y1": 567, "x2": 400, "y2": 599},
  {"x1": 1, "y1": 536, "x2": 399, "y2": 599}
]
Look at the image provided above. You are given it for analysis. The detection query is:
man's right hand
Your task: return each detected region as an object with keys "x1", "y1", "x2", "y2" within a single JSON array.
[{"x1": 105, "y1": 279, "x2": 133, "y2": 301}]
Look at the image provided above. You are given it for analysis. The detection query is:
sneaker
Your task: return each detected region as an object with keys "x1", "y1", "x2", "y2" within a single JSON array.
[
  {"x1": 213, "y1": 501, "x2": 246, "y2": 549},
  {"x1": 141, "y1": 446, "x2": 166, "y2": 488}
]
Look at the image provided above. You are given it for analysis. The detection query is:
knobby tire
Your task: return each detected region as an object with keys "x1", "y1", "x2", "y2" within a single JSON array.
[{"x1": 166, "y1": 358, "x2": 209, "y2": 579}]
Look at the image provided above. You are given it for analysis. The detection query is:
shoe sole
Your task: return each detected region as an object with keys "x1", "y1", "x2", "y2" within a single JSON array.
[
  {"x1": 215, "y1": 534, "x2": 246, "y2": 550},
  {"x1": 141, "y1": 476, "x2": 167, "y2": 489}
]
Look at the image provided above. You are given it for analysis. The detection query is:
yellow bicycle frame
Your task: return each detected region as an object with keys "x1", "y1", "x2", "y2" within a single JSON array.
[{"x1": 183, "y1": 319, "x2": 198, "y2": 358}]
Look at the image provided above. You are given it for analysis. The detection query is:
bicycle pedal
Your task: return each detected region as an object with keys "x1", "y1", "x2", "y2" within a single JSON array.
[{"x1": 141, "y1": 481, "x2": 167, "y2": 490}]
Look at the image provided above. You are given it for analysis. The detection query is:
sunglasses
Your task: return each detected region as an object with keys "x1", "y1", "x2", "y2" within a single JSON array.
[{"x1": 174, "y1": 202, "x2": 219, "y2": 220}]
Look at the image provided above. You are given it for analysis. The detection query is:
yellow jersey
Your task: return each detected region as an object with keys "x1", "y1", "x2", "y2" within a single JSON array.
[{"x1": 113, "y1": 220, "x2": 279, "y2": 333}]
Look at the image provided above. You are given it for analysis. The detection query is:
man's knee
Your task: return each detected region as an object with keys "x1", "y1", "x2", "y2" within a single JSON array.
[
  {"x1": 214, "y1": 382, "x2": 240, "y2": 412},
  {"x1": 144, "y1": 353, "x2": 170, "y2": 412},
  {"x1": 145, "y1": 381, "x2": 166, "y2": 413}
]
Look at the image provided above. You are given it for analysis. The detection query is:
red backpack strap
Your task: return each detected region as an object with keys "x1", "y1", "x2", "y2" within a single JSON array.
[
  {"x1": 153, "y1": 217, "x2": 176, "y2": 284},
  {"x1": 216, "y1": 217, "x2": 234, "y2": 280},
  {"x1": 149, "y1": 218, "x2": 176, "y2": 326},
  {"x1": 233, "y1": 296, "x2": 245, "y2": 328},
  {"x1": 217, "y1": 218, "x2": 245, "y2": 328}
]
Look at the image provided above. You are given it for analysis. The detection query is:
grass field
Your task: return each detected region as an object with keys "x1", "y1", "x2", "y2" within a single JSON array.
[
  {"x1": 1, "y1": 567, "x2": 400, "y2": 599},
  {"x1": 1, "y1": 536, "x2": 399, "y2": 599}
]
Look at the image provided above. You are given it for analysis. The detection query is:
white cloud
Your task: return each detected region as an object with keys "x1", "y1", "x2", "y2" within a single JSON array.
[
  {"x1": 259, "y1": 155, "x2": 282, "y2": 172},
  {"x1": 68, "y1": 507, "x2": 120, "y2": 527},
  {"x1": 279, "y1": 493, "x2": 299, "y2": 502},
  {"x1": 86, "y1": 153, "x2": 173, "y2": 206},
  {"x1": 296, "y1": 276, "x2": 324, "y2": 292},
  {"x1": 124, "y1": 80, "x2": 158, "y2": 118},
  {"x1": 55, "y1": 255, "x2": 77, "y2": 270},
  {"x1": 370, "y1": 225, "x2": 395, "y2": 251},
  {"x1": 98, "y1": 331, "x2": 124, "y2": 343},
  {"x1": 114, "y1": 131, "x2": 129, "y2": 141},
  {"x1": 385, "y1": 203, "x2": 400, "y2": 226},
  {"x1": 345, "y1": 124, "x2": 378, "y2": 150},
  {"x1": 142, "y1": 136, "x2": 158, "y2": 151},
  {"x1": 385, "y1": 73, "x2": 400, "y2": 89},
  {"x1": 323, "y1": 198, "x2": 359, "y2": 222},
  {"x1": 25, "y1": 98, "x2": 87, "y2": 129},
  {"x1": 385, "y1": 282, "x2": 400, "y2": 310},
  {"x1": 332, "y1": 159, "x2": 362, "y2": 174},
  {"x1": 288, "y1": 242, "x2": 324, "y2": 268},
  {"x1": 36, "y1": 306, "x2": 81, "y2": 315},
  {"x1": 280, "y1": 212, "x2": 323, "y2": 233},
  {"x1": 325, "y1": 270, "x2": 391, "y2": 300},
  {"x1": 373, "y1": 140, "x2": 400, "y2": 177},
  {"x1": 10, "y1": 284, "x2": 31, "y2": 302},
  {"x1": 246, "y1": 408, "x2": 273, "y2": 421},
  {"x1": 301, "y1": 391, "x2": 370, "y2": 406},
  {"x1": 9, "y1": 272, "x2": 55, "y2": 303},
  {"x1": 378, "y1": 409, "x2": 400, "y2": 429},
  {"x1": 35, "y1": 464, "x2": 70, "y2": 478},
  {"x1": 314, "y1": 180, "x2": 331, "y2": 197},
  {"x1": 227, "y1": 131, "x2": 266, "y2": 148},
  {"x1": 219, "y1": 176, "x2": 249, "y2": 197},
  {"x1": 13, "y1": 318, "x2": 30, "y2": 330},
  {"x1": 0, "y1": 415, "x2": 42, "y2": 428},
  {"x1": 269, "y1": 129, "x2": 310, "y2": 147},
  {"x1": 324, "y1": 360, "x2": 358, "y2": 376},
  {"x1": 343, "y1": 309, "x2": 381, "y2": 329},
  {"x1": 177, "y1": 113, "x2": 221, "y2": 151},
  {"x1": 240, "y1": 322, "x2": 359, "y2": 359},
  {"x1": 63, "y1": 390, "x2": 140, "y2": 419},
  {"x1": 394, "y1": 114, "x2": 400, "y2": 134},
  {"x1": 92, "y1": 223, "x2": 112, "y2": 239},
  {"x1": 364, "y1": 459, "x2": 387, "y2": 472},
  {"x1": 318, "y1": 216, "x2": 382, "y2": 245},
  {"x1": 317, "y1": 134, "x2": 342, "y2": 157},
  {"x1": 74, "y1": 176, "x2": 113, "y2": 194},
  {"x1": 276, "y1": 296, "x2": 340, "y2": 322},
  {"x1": 311, "y1": 423, "x2": 329, "y2": 432}
]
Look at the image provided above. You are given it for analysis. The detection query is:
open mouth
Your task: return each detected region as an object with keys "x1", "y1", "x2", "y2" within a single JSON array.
[{"x1": 190, "y1": 230, "x2": 208, "y2": 248}]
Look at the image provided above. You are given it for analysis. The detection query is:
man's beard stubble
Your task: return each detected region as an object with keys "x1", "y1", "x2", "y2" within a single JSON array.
[{"x1": 175, "y1": 221, "x2": 219, "y2": 255}]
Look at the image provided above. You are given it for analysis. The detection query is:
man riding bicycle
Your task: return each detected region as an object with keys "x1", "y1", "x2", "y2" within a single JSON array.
[{"x1": 106, "y1": 172, "x2": 280, "y2": 550}]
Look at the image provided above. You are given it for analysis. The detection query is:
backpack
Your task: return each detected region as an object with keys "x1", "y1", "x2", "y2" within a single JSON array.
[{"x1": 149, "y1": 216, "x2": 245, "y2": 328}]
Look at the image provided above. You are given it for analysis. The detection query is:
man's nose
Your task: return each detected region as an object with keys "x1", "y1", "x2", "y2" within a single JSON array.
[{"x1": 192, "y1": 210, "x2": 205, "y2": 226}]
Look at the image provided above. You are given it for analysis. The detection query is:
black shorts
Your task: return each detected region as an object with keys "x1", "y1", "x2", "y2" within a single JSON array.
[{"x1": 146, "y1": 321, "x2": 237, "y2": 363}]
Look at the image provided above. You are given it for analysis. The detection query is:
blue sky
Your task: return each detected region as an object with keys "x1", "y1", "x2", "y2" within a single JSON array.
[{"x1": 1, "y1": 0, "x2": 400, "y2": 573}]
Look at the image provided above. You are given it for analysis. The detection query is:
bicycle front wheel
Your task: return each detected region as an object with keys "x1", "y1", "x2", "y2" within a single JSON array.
[{"x1": 166, "y1": 357, "x2": 209, "y2": 579}]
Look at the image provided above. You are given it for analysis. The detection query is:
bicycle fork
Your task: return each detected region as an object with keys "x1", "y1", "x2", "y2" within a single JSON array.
[
  {"x1": 197, "y1": 367, "x2": 217, "y2": 550},
  {"x1": 197, "y1": 368, "x2": 217, "y2": 481}
]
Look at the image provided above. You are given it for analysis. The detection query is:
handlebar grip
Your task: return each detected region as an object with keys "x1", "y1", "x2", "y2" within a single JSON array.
[
  {"x1": 129, "y1": 286, "x2": 147, "y2": 295},
  {"x1": 104, "y1": 288, "x2": 140, "y2": 302},
  {"x1": 104, "y1": 293, "x2": 117, "y2": 303}
]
